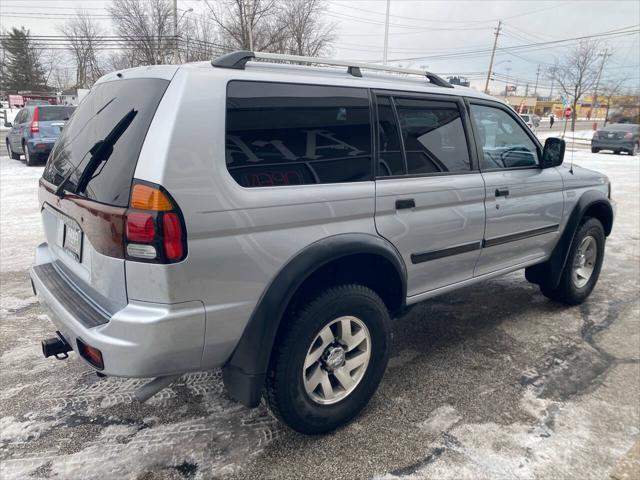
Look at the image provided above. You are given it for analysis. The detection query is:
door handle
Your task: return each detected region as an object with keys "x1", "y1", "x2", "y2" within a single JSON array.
[
  {"x1": 395, "y1": 198, "x2": 415, "y2": 210},
  {"x1": 495, "y1": 187, "x2": 510, "y2": 197}
]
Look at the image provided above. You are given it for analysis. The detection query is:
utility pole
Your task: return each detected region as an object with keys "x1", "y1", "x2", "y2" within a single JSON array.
[
  {"x1": 382, "y1": 0, "x2": 391, "y2": 65},
  {"x1": 484, "y1": 20, "x2": 502, "y2": 94},
  {"x1": 548, "y1": 64, "x2": 558, "y2": 99},
  {"x1": 525, "y1": 82, "x2": 529, "y2": 97},
  {"x1": 173, "y1": 0, "x2": 179, "y2": 63},
  {"x1": 534, "y1": 64, "x2": 541, "y2": 96},
  {"x1": 592, "y1": 49, "x2": 610, "y2": 123},
  {"x1": 504, "y1": 66, "x2": 511, "y2": 97}
]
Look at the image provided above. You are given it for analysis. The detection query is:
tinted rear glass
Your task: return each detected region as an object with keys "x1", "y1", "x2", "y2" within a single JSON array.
[
  {"x1": 606, "y1": 124, "x2": 637, "y2": 132},
  {"x1": 226, "y1": 81, "x2": 372, "y2": 187},
  {"x1": 42, "y1": 78, "x2": 169, "y2": 206},
  {"x1": 38, "y1": 106, "x2": 75, "y2": 121}
]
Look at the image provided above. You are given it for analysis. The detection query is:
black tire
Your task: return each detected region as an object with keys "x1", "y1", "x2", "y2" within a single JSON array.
[
  {"x1": 23, "y1": 143, "x2": 37, "y2": 166},
  {"x1": 591, "y1": 147, "x2": 600, "y2": 153},
  {"x1": 630, "y1": 143, "x2": 639, "y2": 156},
  {"x1": 6, "y1": 140, "x2": 20, "y2": 160},
  {"x1": 613, "y1": 149, "x2": 621, "y2": 155},
  {"x1": 265, "y1": 284, "x2": 390, "y2": 434},
  {"x1": 539, "y1": 217, "x2": 605, "y2": 305}
]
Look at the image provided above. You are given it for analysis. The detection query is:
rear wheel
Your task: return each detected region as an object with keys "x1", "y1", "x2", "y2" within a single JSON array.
[
  {"x1": 539, "y1": 217, "x2": 605, "y2": 305},
  {"x1": 6, "y1": 140, "x2": 20, "y2": 160},
  {"x1": 630, "y1": 143, "x2": 639, "y2": 155},
  {"x1": 591, "y1": 147, "x2": 600, "y2": 153},
  {"x1": 613, "y1": 149, "x2": 621, "y2": 155},
  {"x1": 265, "y1": 284, "x2": 390, "y2": 434},
  {"x1": 23, "y1": 143, "x2": 37, "y2": 166}
]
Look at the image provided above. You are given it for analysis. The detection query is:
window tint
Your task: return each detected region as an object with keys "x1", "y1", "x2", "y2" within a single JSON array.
[
  {"x1": 38, "y1": 106, "x2": 75, "y2": 121},
  {"x1": 226, "y1": 81, "x2": 372, "y2": 187},
  {"x1": 395, "y1": 98, "x2": 471, "y2": 174},
  {"x1": 470, "y1": 104, "x2": 539, "y2": 169},
  {"x1": 376, "y1": 96, "x2": 404, "y2": 176},
  {"x1": 42, "y1": 78, "x2": 169, "y2": 206}
]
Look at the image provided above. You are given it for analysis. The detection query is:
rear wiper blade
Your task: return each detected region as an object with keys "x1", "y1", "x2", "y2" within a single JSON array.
[{"x1": 74, "y1": 109, "x2": 138, "y2": 196}]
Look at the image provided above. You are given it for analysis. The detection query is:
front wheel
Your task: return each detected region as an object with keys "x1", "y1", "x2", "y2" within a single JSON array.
[
  {"x1": 540, "y1": 217, "x2": 605, "y2": 305},
  {"x1": 591, "y1": 147, "x2": 600, "y2": 153},
  {"x1": 265, "y1": 285, "x2": 390, "y2": 434},
  {"x1": 6, "y1": 140, "x2": 20, "y2": 160}
]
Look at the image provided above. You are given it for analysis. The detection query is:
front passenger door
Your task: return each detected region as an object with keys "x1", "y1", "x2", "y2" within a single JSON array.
[{"x1": 469, "y1": 102, "x2": 564, "y2": 276}]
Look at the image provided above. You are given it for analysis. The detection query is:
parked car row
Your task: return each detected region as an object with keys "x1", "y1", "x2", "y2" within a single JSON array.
[{"x1": 5, "y1": 105, "x2": 75, "y2": 166}]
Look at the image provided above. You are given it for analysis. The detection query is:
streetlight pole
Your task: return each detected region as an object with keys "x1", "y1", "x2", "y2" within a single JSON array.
[
  {"x1": 383, "y1": 0, "x2": 391, "y2": 65},
  {"x1": 173, "y1": 0, "x2": 178, "y2": 64},
  {"x1": 505, "y1": 66, "x2": 511, "y2": 98}
]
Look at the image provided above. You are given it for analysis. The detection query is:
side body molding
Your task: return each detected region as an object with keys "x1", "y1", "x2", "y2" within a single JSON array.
[
  {"x1": 222, "y1": 233, "x2": 407, "y2": 407},
  {"x1": 526, "y1": 189, "x2": 613, "y2": 288}
]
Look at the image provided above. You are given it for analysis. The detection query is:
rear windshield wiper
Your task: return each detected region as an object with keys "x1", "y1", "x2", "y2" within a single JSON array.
[{"x1": 55, "y1": 109, "x2": 137, "y2": 198}]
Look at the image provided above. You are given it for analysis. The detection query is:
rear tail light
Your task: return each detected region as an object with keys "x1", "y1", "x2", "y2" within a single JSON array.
[
  {"x1": 77, "y1": 338, "x2": 104, "y2": 370},
  {"x1": 125, "y1": 181, "x2": 187, "y2": 263},
  {"x1": 30, "y1": 107, "x2": 39, "y2": 133},
  {"x1": 624, "y1": 132, "x2": 633, "y2": 139}
]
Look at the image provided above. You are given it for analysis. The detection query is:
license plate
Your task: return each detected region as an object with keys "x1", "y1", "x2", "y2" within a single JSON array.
[{"x1": 63, "y1": 223, "x2": 83, "y2": 260}]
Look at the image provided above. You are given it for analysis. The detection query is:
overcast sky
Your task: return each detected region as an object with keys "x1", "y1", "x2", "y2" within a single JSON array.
[{"x1": 1, "y1": 0, "x2": 639, "y2": 94}]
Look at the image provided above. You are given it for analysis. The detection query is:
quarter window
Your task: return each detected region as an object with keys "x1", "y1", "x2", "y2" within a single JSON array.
[
  {"x1": 395, "y1": 98, "x2": 471, "y2": 174},
  {"x1": 226, "y1": 81, "x2": 372, "y2": 187},
  {"x1": 470, "y1": 104, "x2": 539, "y2": 169}
]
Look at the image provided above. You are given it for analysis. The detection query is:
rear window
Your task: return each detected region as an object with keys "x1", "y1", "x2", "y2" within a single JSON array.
[
  {"x1": 42, "y1": 78, "x2": 169, "y2": 207},
  {"x1": 226, "y1": 81, "x2": 372, "y2": 187},
  {"x1": 38, "y1": 106, "x2": 75, "y2": 121},
  {"x1": 607, "y1": 124, "x2": 638, "y2": 132}
]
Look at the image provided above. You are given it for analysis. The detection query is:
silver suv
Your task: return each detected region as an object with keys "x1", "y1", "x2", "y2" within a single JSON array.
[{"x1": 31, "y1": 51, "x2": 614, "y2": 434}]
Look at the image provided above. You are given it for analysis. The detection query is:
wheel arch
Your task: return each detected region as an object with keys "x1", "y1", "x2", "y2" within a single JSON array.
[
  {"x1": 526, "y1": 189, "x2": 613, "y2": 288},
  {"x1": 222, "y1": 233, "x2": 407, "y2": 408}
]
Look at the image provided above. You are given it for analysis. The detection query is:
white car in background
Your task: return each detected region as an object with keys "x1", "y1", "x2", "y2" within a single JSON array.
[{"x1": 519, "y1": 113, "x2": 539, "y2": 130}]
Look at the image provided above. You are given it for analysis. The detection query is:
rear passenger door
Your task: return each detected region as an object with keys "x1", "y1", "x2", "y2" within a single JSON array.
[
  {"x1": 468, "y1": 101, "x2": 564, "y2": 275},
  {"x1": 373, "y1": 93, "x2": 486, "y2": 297}
]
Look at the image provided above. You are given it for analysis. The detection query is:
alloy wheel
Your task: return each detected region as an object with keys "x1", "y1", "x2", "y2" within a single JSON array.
[
  {"x1": 302, "y1": 316, "x2": 371, "y2": 405},
  {"x1": 572, "y1": 235, "x2": 597, "y2": 288}
]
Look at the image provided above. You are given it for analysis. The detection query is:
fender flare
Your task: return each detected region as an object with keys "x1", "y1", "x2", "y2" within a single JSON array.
[
  {"x1": 222, "y1": 233, "x2": 407, "y2": 407},
  {"x1": 526, "y1": 189, "x2": 613, "y2": 288}
]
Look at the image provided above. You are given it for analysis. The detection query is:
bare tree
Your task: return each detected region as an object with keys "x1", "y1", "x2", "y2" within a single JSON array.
[
  {"x1": 600, "y1": 78, "x2": 633, "y2": 125},
  {"x1": 202, "y1": 0, "x2": 287, "y2": 52},
  {"x1": 278, "y1": 0, "x2": 335, "y2": 56},
  {"x1": 181, "y1": 13, "x2": 222, "y2": 62},
  {"x1": 108, "y1": 0, "x2": 174, "y2": 66},
  {"x1": 554, "y1": 40, "x2": 601, "y2": 131},
  {"x1": 59, "y1": 11, "x2": 104, "y2": 88}
]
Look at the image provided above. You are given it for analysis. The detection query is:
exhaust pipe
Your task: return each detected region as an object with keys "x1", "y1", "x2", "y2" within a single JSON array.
[{"x1": 42, "y1": 332, "x2": 72, "y2": 359}]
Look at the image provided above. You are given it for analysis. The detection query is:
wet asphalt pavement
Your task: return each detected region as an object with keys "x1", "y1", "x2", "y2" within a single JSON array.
[{"x1": 1, "y1": 146, "x2": 638, "y2": 479}]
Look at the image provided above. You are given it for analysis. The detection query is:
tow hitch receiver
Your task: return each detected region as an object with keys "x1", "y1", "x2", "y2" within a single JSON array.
[{"x1": 42, "y1": 333, "x2": 72, "y2": 360}]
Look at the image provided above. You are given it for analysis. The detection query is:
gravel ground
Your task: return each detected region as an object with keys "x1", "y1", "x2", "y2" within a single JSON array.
[{"x1": 1, "y1": 145, "x2": 638, "y2": 480}]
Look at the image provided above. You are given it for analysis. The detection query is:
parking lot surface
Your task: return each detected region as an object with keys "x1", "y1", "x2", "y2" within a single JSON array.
[{"x1": 1, "y1": 146, "x2": 638, "y2": 479}]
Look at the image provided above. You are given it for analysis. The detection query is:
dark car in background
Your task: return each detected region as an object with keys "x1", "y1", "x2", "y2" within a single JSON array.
[
  {"x1": 5, "y1": 105, "x2": 76, "y2": 166},
  {"x1": 591, "y1": 123, "x2": 639, "y2": 155}
]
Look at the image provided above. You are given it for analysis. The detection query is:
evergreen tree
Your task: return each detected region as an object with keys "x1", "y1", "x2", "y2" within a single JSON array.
[{"x1": 1, "y1": 27, "x2": 48, "y2": 92}]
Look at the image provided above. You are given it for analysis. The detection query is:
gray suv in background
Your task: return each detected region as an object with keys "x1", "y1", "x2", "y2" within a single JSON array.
[
  {"x1": 30, "y1": 51, "x2": 614, "y2": 434},
  {"x1": 6, "y1": 105, "x2": 76, "y2": 165}
]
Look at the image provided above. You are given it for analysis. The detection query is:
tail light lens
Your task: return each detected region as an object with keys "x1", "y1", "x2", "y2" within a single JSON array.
[
  {"x1": 125, "y1": 182, "x2": 187, "y2": 263},
  {"x1": 624, "y1": 132, "x2": 633, "y2": 139},
  {"x1": 77, "y1": 338, "x2": 104, "y2": 370},
  {"x1": 30, "y1": 107, "x2": 39, "y2": 133}
]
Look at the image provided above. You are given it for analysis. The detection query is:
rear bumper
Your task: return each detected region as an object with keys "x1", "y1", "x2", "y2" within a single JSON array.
[
  {"x1": 591, "y1": 139, "x2": 634, "y2": 151},
  {"x1": 30, "y1": 242, "x2": 206, "y2": 377},
  {"x1": 26, "y1": 138, "x2": 55, "y2": 156}
]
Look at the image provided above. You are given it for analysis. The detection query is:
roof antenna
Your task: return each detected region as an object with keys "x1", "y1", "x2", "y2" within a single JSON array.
[{"x1": 569, "y1": 128, "x2": 575, "y2": 175}]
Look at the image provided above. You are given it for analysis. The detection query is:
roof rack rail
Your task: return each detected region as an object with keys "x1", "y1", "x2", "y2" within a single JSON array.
[{"x1": 211, "y1": 50, "x2": 454, "y2": 88}]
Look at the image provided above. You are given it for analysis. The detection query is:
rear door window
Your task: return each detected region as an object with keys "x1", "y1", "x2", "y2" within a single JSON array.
[
  {"x1": 226, "y1": 81, "x2": 372, "y2": 187},
  {"x1": 394, "y1": 97, "x2": 471, "y2": 174},
  {"x1": 42, "y1": 78, "x2": 169, "y2": 206},
  {"x1": 38, "y1": 107, "x2": 75, "y2": 121}
]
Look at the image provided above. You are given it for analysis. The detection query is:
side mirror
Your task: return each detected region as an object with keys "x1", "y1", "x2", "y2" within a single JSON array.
[
  {"x1": 4, "y1": 121, "x2": 12, "y2": 128},
  {"x1": 542, "y1": 137, "x2": 565, "y2": 168}
]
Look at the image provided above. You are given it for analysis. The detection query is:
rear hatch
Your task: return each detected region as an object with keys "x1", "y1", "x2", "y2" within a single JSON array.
[
  {"x1": 39, "y1": 77, "x2": 170, "y2": 313},
  {"x1": 36, "y1": 106, "x2": 76, "y2": 140}
]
